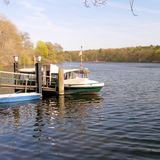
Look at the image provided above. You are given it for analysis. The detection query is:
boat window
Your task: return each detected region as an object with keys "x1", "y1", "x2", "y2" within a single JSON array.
[
  {"x1": 72, "y1": 72, "x2": 78, "y2": 79},
  {"x1": 64, "y1": 72, "x2": 79, "y2": 79},
  {"x1": 64, "y1": 70, "x2": 88, "y2": 80}
]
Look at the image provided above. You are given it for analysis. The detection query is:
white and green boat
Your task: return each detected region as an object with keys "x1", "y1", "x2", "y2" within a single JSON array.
[
  {"x1": 50, "y1": 65, "x2": 104, "y2": 94},
  {"x1": 62, "y1": 47, "x2": 104, "y2": 94},
  {"x1": 64, "y1": 69, "x2": 104, "y2": 94}
]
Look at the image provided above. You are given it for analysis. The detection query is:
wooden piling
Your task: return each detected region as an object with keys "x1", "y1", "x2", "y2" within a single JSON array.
[
  {"x1": 13, "y1": 62, "x2": 18, "y2": 73},
  {"x1": 58, "y1": 68, "x2": 64, "y2": 95},
  {"x1": 35, "y1": 63, "x2": 42, "y2": 94},
  {"x1": 13, "y1": 61, "x2": 18, "y2": 92}
]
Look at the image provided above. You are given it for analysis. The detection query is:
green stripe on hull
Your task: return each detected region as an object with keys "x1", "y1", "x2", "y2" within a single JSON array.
[{"x1": 64, "y1": 87, "x2": 102, "y2": 94}]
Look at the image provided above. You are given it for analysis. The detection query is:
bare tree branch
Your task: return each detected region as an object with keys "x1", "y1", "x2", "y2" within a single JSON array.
[
  {"x1": 84, "y1": 0, "x2": 137, "y2": 16},
  {"x1": 84, "y1": 0, "x2": 107, "y2": 7},
  {"x1": 3, "y1": 0, "x2": 137, "y2": 16},
  {"x1": 130, "y1": 0, "x2": 137, "y2": 16},
  {"x1": 3, "y1": 0, "x2": 9, "y2": 5}
]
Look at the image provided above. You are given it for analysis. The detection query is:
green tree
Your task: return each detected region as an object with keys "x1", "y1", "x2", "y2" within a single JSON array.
[
  {"x1": 45, "y1": 42, "x2": 57, "y2": 63},
  {"x1": 35, "y1": 41, "x2": 49, "y2": 58}
]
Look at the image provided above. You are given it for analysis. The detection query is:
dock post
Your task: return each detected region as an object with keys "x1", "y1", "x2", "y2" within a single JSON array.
[
  {"x1": 13, "y1": 56, "x2": 18, "y2": 92},
  {"x1": 58, "y1": 68, "x2": 64, "y2": 95},
  {"x1": 35, "y1": 56, "x2": 42, "y2": 94},
  {"x1": 13, "y1": 56, "x2": 19, "y2": 73}
]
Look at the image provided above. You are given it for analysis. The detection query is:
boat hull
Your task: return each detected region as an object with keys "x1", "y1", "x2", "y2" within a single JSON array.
[
  {"x1": 0, "y1": 93, "x2": 42, "y2": 103},
  {"x1": 64, "y1": 80, "x2": 104, "y2": 94},
  {"x1": 64, "y1": 86, "x2": 103, "y2": 94}
]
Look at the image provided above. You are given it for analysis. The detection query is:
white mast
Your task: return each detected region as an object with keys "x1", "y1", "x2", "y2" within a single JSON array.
[{"x1": 79, "y1": 46, "x2": 83, "y2": 68}]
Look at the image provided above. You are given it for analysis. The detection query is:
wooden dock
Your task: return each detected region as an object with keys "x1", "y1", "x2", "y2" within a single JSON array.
[{"x1": 0, "y1": 70, "x2": 57, "y2": 95}]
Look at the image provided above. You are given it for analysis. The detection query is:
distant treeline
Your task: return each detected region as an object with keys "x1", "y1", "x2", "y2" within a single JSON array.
[
  {"x1": 1, "y1": 15, "x2": 160, "y2": 70},
  {"x1": 64, "y1": 46, "x2": 160, "y2": 63}
]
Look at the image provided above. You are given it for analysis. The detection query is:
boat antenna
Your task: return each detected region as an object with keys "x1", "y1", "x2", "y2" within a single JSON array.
[{"x1": 79, "y1": 46, "x2": 83, "y2": 68}]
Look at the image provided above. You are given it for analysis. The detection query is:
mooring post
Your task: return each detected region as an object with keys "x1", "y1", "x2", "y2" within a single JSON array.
[
  {"x1": 35, "y1": 56, "x2": 42, "y2": 94},
  {"x1": 58, "y1": 68, "x2": 64, "y2": 95},
  {"x1": 13, "y1": 56, "x2": 18, "y2": 73},
  {"x1": 13, "y1": 56, "x2": 19, "y2": 90}
]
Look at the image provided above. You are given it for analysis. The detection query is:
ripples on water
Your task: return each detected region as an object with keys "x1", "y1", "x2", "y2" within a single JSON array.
[{"x1": 0, "y1": 62, "x2": 160, "y2": 160}]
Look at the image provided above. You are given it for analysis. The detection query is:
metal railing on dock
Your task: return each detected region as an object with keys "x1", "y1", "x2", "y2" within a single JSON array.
[
  {"x1": 0, "y1": 71, "x2": 36, "y2": 91},
  {"x1": 0, "y1": 71, "x2": 57, "y2": 93}
]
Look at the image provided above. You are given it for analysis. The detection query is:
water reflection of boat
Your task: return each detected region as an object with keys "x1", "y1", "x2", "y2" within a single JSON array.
[
  {"x1": 64, "y1": 94, "x2": 103, "y2": 102},
  {"x1": 42, "y1": 94, "x2": 103, "y2": 119}
]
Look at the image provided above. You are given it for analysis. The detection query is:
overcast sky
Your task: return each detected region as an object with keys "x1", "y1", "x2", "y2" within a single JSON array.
[{"x1": 0, "y1": 0, "x2": 160, "y2": 51}]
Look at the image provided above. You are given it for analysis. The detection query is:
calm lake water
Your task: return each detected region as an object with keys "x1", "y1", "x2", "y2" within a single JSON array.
[{"x1": 0, "y1": 62, "x2": 160, "y2": 160}]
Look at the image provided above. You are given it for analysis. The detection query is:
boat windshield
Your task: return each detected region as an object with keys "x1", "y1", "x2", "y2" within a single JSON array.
[{"x1": 64, "y1": 71, "x2": 88, "y2": 80}]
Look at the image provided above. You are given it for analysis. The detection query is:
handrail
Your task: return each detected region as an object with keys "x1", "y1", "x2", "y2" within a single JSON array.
[
  {"x1": 0, "y1": 71, "x2": 35, "y2": 76},
  {"x1": 0, "y1": 71, "x2": 57, "y2": 89}
]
